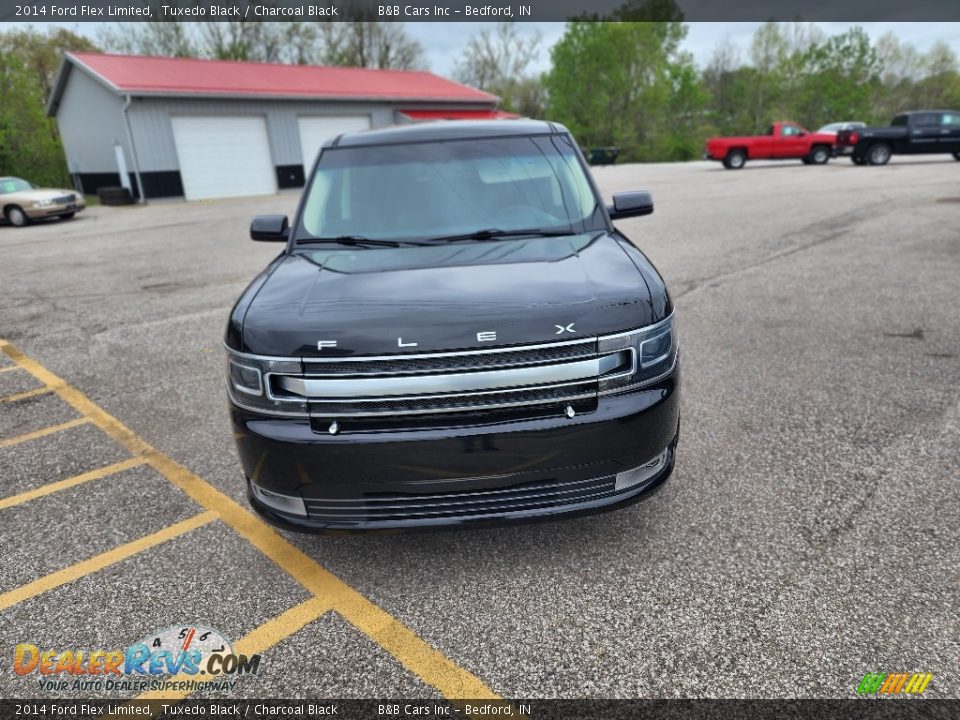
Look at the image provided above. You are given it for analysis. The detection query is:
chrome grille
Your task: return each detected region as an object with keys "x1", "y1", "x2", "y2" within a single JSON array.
[
  {"x1": 264, "y1": 338, "x2": 633, "y2": 419},
  {"x1": 304, "y1": 475, "x2": 619, "y2": 523},
  {"x1": 302, "y1": 338, "x2": 595, "y2": 376},
  {"x1": 305, "y1": 381, "x2": 597, "y2": 417},
  {"x1": 52, "y1": 194, "x2": 75, "y2": 204}
]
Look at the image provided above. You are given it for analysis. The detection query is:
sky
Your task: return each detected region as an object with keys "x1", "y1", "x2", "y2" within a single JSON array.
[{"x1": 12, "y1": 21, "x2": 960, "y2": 77}]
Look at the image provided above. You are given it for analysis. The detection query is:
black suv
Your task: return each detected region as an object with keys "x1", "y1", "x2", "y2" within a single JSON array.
[{"x1": 225, "y1": 120, "x2": 680, "y2": 532}]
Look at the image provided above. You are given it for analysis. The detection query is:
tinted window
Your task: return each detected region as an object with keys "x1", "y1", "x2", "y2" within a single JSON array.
[
  {"x1": 942, "y1": 113, "x2": 960, "y2": 126},
  {"x1": 781, "y1": 125, "x2": 800, "y2": 136},
  {"x1": 912, "y1": 113, "x2": 940, "y2": 127},
  {"x1": 298, "y1": 135, "x2": 603, "y2": 243}
]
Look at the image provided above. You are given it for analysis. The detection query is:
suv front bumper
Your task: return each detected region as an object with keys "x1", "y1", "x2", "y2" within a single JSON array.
[{"x1": 231, "y1": 365, "x2": 679, "y2": 533}]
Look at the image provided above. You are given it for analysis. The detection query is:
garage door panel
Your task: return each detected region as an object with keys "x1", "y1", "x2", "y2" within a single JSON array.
[
  {"x1": 172, "y1": 116, "x2": 277, "y2": 201},
  {"x1": 299, "y1": 115, "x2": 372, "y2": 168}
]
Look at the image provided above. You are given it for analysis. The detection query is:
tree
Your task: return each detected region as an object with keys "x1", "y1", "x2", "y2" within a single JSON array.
[
  {"x1": 315, "y1": 21, "x2": 426, "y2": 70},
  {"x1": 0, "y1": 28, "x2": 98, "y2": 189},
  {"x1": 792, "y1": 27, "x2": 882, "y2": 128},
  {"x1": 96, "y1": 20, "x2": 199, "y2": 59},
  {"x1": 453, "y1": 23, "x2": 544, "y2": 116},
  {"x1": 0, "y1": 28, "x2": 99, "y2": 99},
  {"x1": 98, "y1": 21, "x2": 425, "y2": 69},
  {"x1": 544, "y1": 20, "x2": 690, "y2": 160}
]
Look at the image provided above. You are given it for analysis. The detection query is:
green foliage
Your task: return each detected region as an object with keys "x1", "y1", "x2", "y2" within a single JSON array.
[
  {"x1": 0, "y1": 29, "x2": 96, "y2": 188},
  {"x1": 544, "y1": 20, "x2": 693, "y2": 161}
]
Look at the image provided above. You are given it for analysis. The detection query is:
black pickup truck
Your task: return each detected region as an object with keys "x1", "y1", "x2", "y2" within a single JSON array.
[
  {"x1": 225, "y1": 120, "x2": 680, "y2": 533},
  {"x1": 837, "y1": 110, "x2": 960, "y2": 165}
]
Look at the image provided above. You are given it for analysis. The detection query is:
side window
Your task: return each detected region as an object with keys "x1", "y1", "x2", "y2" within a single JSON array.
[
  {"x1": 781, "y1": 125, "x2": 799, "y2": 137},
  {"x1": 913, "y1": 113, "x2": 939, "y2": 127},
  {"x1": 942, "y1": 113, "x2": 960, "y2": 126}
]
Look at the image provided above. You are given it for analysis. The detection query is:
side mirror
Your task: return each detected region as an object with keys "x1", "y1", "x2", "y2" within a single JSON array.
[
  {"x1": 607, "y1": 191, "x2": 653, "y2": 220},
  {"x1": 250, "y1": 215, "x2": 289, "y2": 242}
]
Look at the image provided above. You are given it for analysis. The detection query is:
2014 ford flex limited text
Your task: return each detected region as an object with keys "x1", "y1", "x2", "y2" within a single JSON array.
[{"x1": 225, "y1": 120, "x2": 680, "y2": 533}]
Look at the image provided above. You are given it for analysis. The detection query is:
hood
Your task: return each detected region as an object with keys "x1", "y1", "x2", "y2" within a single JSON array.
[
  {"x1": 239, "y1": 233, "x2": 662, "y2": 357},
  {"x1": 26, "y1": 189, "x2": 78, "y2": 201}
]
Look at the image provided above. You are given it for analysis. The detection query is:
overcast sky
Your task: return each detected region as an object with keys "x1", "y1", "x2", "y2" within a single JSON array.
[{"x1": 14, "y1": 21, "x2": 960, "y2": 76}]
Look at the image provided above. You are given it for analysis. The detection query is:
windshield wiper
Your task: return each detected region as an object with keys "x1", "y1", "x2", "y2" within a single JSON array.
[
  {"x1": 424, "y1": 228, "x2": 576, "y2": 244},
  {"x1": 297, "y1": 235, "x2": 426, "y2": 248}
]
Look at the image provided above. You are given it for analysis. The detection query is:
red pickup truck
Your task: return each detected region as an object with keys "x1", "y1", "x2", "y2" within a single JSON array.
[{"x1": 705, "y1": 122, "x2": 836, "y2": 169}]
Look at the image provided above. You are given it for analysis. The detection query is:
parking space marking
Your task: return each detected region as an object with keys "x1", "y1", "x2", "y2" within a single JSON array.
[
  {"x1": 0, "y1": 416, "x2": 90, "y2": 449},
  {"x1": 0, "y1": 511, "x2": 218, "y2": 612},
  {"x1": 0, "y1": 457, "x2": 147, "y2": 511},
  {"x1": 0, "y1": 385, "x2": 55, "y2": 404},
  {"x1": 0, "y1": 365, "x2": 22, "y2": 374},
  {"x1": 133, "y1": 596, "x2": 334, "y2": 703},
  {"x1": 0, "y1": 340, "x2": 500, "y2": 701}
]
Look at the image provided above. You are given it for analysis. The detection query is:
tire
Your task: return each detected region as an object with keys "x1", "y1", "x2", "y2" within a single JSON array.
[
  {"x1": 809, "y1": 145, "x2": 830, "y2": 165},
  {"x1": 4, "y1": 205, "x2": 29, "y2": 227},
  {"x1": 867, "y1": 143, "x2": 892, "y2": 166},
  {"x1": 58, "y1": 212, "x2": 76, "y2": 220},
  {"x1": 723, "y1": 149, "x2": 746, "y2": 170}
]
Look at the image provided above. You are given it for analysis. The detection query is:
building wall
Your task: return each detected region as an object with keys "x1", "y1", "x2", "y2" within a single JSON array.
[
  {"x1": 54, "y1": 67, "x2": 134, "y2": 196},
  {"x1": 126, "y1": 98, "x2": 398, "y2": 195},
  {"x1": 57, "y1": 70, "x2": 498, "y2": 199}
]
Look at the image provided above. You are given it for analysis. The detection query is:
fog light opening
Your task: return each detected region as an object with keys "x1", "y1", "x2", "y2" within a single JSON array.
[
  {"x1": 250, "y1": 481, "x2": 307, "y2": 516},
  {"x1": 615, "y1": 449, "x2": 669, "y2": 491}
]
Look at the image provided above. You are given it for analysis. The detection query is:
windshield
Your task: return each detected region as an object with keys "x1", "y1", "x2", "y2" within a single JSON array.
[
  {"x1": 0, "y1": 178, "x2": 31, "y2": 194},
  {"x1": 296, "y1": 134, "x2": 604, "y2": 243}
]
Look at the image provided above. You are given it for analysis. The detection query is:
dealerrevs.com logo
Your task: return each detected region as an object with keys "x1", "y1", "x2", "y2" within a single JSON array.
[
  {"x1": 856, "y1": 672, "x2": 933, "y2": 695},
  {"x1": 13, "y1": 625, "x2": 261, "y2": 693}
]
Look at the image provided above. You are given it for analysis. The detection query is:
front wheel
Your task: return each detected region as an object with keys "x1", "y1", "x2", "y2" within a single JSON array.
[
  {"x1": 723, "y1": 149, "x2": 746, "y2": 170},
  {"x1": 808, "y1": 145, "x2": 831, "y2": 165},
  {"x1": 867, "y1": 143, "x2": 892, "y2": 166},
  {"x1": 4, "y1": 205, "x2": 29, "y2": 227}
]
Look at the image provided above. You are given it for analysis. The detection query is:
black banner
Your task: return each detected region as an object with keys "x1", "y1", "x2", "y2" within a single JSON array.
[
  {"x1": 1, "y1": 700, "x2": 958, "y2": 720},
  {"x1": 1, "y1": 0, "x2": 959, "y2": 22}
]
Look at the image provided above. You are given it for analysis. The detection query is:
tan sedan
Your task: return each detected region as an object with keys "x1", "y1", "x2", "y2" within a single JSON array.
[{"x1": 1, "y1": 176, "x2": 86, "y2": 227}]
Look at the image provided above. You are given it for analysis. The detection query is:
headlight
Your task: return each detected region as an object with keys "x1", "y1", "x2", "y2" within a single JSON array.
[
  {"x1": 597, "y1": 315, "x2": 677, "y2": 394},
  {"x1": 225, "y1": 348, "x2": 307, "y2": 416},
  {"x1": 32, "y1": 199, "x2": 53, "y2": 208}
]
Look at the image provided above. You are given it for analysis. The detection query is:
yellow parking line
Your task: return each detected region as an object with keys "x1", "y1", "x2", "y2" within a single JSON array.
[
  {"x1": 0, "y1": 339, "x2": 501, "y2": 701},
  {"x1": 0, "y1": 457, "x2": 147, "y2": 511},
  {"x1": 131, "y1": 596, "x2": 334, "y2": 703},
  {"x1": 0, "y1": 365, "x2": 22, "y2": 374},
  {"x1": 0, "y1": 511, "x2": 218, "y2": 611},
  {"x1": 0, "y1": 416, "x2": 90, "y2": 450},
  {"x1": 0, "y1": 385, "x2": 55, "y2": 404}
]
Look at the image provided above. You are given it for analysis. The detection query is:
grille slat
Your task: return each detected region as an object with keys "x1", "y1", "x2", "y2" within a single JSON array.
[
  {"x1": 304, "y1": 475, "x2": 619, "y2": 522},
  {"x1": 307, "y1": 382, "x2": 596, "y2": 417}
]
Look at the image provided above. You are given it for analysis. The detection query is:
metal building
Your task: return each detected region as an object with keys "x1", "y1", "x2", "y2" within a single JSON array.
[{"x1": 46, "y1": 52, "x2": 509, "y2": 201}]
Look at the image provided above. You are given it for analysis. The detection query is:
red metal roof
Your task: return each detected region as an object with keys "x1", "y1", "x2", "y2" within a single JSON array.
[
  {"x1": 400, "y1": 109, "x2": 520, "y2": 120},
  {"x1": 67, "y1": 52, "x2": 497, "y2": 103}
]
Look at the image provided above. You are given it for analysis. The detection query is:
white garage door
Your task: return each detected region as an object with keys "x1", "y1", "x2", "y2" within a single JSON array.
[
  {"x1": 298, "y1": 115, "x2": 372, "y2": 168},
  {"x1": 171, "y1": 116, "x2": 277, "y2": 201}
]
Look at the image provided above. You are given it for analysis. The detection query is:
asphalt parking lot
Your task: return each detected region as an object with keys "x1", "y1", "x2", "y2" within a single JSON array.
[{"x1": 1, "y1": 155, "x2": 958, "y2": 700}]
